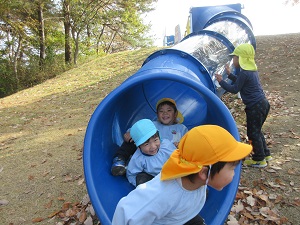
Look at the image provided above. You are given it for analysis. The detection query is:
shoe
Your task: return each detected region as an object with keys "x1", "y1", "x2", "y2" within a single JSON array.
[
  {"x1": 244, "y1": 159, "x2": 267, "y2": 168},
  {"x1": 111, "y1": 157, "x2": 126, "y2": 176},
  {"x1": 265, "y1": 156, "x2": 273, "y2": 162}
]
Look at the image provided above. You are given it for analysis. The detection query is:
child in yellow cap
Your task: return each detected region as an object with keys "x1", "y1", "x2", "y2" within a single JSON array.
[
  {"x1": 215, "y1": 43, "x2": 271, "y2": 168},
  {"x1": 112, "y1": 125, "x2": 252, "y2": 225},
  {"x1": 111, "y1": 98, "x2": 188, "y2": 176}
]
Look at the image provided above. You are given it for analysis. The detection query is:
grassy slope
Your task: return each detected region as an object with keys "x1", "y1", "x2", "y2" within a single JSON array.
[{"x1": 0, "y1": 47, "x2": 159, "y2": 224}]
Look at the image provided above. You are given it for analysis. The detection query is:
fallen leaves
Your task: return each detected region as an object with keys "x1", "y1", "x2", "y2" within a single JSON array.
[
  {"x1": 228, "y1": 184, "x2": 288, "y2": 224},
  {"x1": 221, "y1": 85, "x2": 299, "y2": 224},
  {"x1": 52, "y1": 195, "x2": 98, "y2": 224}
]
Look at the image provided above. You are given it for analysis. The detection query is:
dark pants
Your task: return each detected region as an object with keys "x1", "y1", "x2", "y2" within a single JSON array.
[
  {"x1": 245, "y1": 98, "x2": 270, "y2": 161},
  {"x1": 136, "y1": 172, "x2": 154, "y2": 186},
  {"x1": 113, "y1": 141, "x2": 137, "y2": 162},
  {"x1": 184, "y1": 215, "x2": 206, "y2": 225}
]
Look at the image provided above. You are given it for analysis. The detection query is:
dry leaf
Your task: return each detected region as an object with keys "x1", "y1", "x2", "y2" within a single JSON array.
[
  {"x1": 62, "y1": 202, "x2": 71, "y2": 211},
  {"x1": 246, "y1": 195, "x2": 256, "y2": 206},
  {"x1": 44, "y1": 199, "x2": 53, "y2": 209},
  {"x1": 78, "y1": 210, "x2": 87, "y2": 222},
  {"x1": 65, "y1": 208, "x2": 76, "y2": 217},
  {"x1": 0, "y1": 199, "x2": 9, "y2": 206},
  {"x1": 266, "y1": 168, "x2": 277, "y2": 173},
  {"x1": 231, "y1": 200, "x2": 244, "y2": 213},
  {"x1": 84, "y1": 216, "x2": 93, "y2": 225},
  {"x1": 269, "y1": 166, "x2": 282, "y2": 170},
  {"x1": 64, "y1": 175, "x2": 73, "y2": 182},
  {"x1": 48, "y1": 210, "x2": 60, "y2": 218},
  {"x1": 32, "y1": 217, "x2": 44, "y2": 223},
  {"x1": 227, "y1": 214, "x2": 239, "y2": 225},
  {"x1": 57, "y1": 196, "x2": 65, "y2": 201},
  {"x1": 293, "y1": 198, "x2": 300, "y2": 206},
  {"x1": 260, "y1": 207, "x2": 271, "y2": 217},
  {"x1": 243, "y1": 212, "x2": 255, "y2": 219},
  {"x1": 78, "y1": 178, "x2": 85, "y2": 185}
]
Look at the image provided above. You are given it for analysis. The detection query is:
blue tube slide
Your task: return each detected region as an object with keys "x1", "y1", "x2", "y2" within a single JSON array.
[
  {"x1": 176, "y1": 30, "x2": 235, "y2": 97},
  {"x1": 190, "y1": 4, "x2": 256, "y2": 48},
  {"x1": 84, "y1": 50, "x2": 241, "y2": 225},
  {"x1": 84, "y1": 4, "x2": 255, "y2": 225}
]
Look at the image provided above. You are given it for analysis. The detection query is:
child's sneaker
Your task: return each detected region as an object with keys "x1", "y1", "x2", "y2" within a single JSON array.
[
  {"x1": 265, "y1": 156, "x2": 273, "y2": 162},
  {"x1": 111, "y1": 157, "x2": 126, "y2": 176},
  {"x1": 244, "y1": 159, "x2": 267, "y2": 168}
]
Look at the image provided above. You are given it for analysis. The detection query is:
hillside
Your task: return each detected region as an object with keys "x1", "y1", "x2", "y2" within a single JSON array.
[{"x1": 0, "y1": 34, "x2": 299, "y2": 224}]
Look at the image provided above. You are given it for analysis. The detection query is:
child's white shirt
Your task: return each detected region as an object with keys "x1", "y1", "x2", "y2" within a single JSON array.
[
  {"x1": 153, "y1": 121, "x2": 188, "y2": 144},
  {"x1": 126, "y1": 139, "x2": 176, "y2": 186},
  {"x1": 112, "y1": 173, "x2": 207, "y2": 225}
]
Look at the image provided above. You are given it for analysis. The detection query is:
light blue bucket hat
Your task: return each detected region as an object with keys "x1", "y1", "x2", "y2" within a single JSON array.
[{"x1": 130, "y1": 119, "x2": 158, "y2": 146}]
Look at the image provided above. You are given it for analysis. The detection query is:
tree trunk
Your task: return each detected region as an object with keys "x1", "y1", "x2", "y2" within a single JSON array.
[
  {"x1": 73, "y1": 30, "x2": 80, "y2": 65},
  {"x1": 37, "y1": 3, "x2": 46, "y2": 68},
  {"x1": 13, "y1": 36, "x2": 23, "y2": 89},
  {"x1": 105, "y1": 30, "x2": 117, "y2": 53},
  {"x1": 63, "y1": 0, "x2": 72, "y2": 64},
  {"x1": 96, "y1": 26, "x2": 105, "y2": 55}
]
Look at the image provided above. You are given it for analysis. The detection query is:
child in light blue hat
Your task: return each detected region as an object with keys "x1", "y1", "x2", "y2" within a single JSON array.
[
  {"x1": 126, "y1": 119, "x2": 176, "y2": 186},
  {"x1": 111, "y1": 98, "x2": 188, "y2": 176}
]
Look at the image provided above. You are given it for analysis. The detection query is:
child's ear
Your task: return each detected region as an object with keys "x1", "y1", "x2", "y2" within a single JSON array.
[{"x1": 198, "y1": 167, "x2": 209, "y2": 181}]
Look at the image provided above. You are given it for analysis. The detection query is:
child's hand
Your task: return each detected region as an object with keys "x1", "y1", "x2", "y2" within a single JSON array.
[
  {"x1": 173, "y1": 142, "x2": 179, "y2": 148},
  {"x1": 225, "y1": 63, "x2": 231, "y2": 75},
  {"x1": 215, "y1": 74, "x2": 223, "y2": 82},
  {"x1": 124, "y1": 132, "x2": 133, "y2": 143}
]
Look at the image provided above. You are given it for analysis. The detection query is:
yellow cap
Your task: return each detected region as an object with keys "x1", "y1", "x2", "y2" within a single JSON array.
[
  {"x1": 161, "y1": 125, "x2": 252, "y2": 180},
  {"x1": 229, "y1": 43, "x2": 257, "y2": 71},
  {"x1": 156, "y1": 98, "x2": 184, "y2": 123}
]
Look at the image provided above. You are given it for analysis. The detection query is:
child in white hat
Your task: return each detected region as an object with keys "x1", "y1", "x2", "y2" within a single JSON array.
[
  {"x1": 126, "y1": 119, "x2": 176, "y2": 186},
  {"x1": 215, "y1": 43, "x2": 271, "y2": 168},
  {"x1": 112, "y1": 125, "x2": 252, "y2": 225},
  {"x1": 111, "y1": 98, "x2": 188, "y2": 176}
]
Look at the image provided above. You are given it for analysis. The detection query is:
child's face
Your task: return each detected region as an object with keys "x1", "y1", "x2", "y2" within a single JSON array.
[
  {"x1": 207, "y1": 163, "x2": 236, "y2": 191},
  {"x1": 157, "y1": 104, "x2": 178, "y2": 125},
  {"x1": 139, "y1": 136, "x2": 160, "y2": 155},
  {"x1": 232, "y1": 56, "x2": 240, "y2": 68}
]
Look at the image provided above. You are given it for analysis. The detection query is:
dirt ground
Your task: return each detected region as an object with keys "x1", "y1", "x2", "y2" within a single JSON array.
[{"x1": 0, "y1": 33, "x2": 299, "y2": 225}]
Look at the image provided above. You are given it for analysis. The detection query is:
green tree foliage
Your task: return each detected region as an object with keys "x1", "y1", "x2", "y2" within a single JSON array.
[{"x1": 0, "y1": 0, "x2": 157, "y2": 97}]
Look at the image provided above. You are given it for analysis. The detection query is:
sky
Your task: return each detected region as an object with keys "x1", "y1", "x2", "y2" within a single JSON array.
[{"x1": 144, "y1": 0, "x2": 300, "y2": 46}]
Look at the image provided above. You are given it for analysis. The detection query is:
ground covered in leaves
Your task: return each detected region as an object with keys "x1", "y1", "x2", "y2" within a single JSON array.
[
  {"x1": 0, "y1": 34, "x2": 299, "y2": 225},
  {"x1": 224, "y1": 33, "x2": 300, "y2": 224}
]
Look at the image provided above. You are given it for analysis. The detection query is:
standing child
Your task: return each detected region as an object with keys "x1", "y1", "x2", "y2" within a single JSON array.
[
  {"x1": 112, "y1": 125, "x2": 252, "y2": 225},
  {"x1": 126, "y1": 119, "x2": 176, "y2": 186},
  {"x1": 215, "y1": 43, "x2": 271, "y2": 168},
  {"x1": 111, "y1": 98, "x2": 188, "y2": 176}
]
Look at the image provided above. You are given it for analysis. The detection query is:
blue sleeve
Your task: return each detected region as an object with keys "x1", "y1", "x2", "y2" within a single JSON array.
[
  {"x1": 219, "y1": 71, "x2": 247, "y2": 94},
  {"x1": 228, "y1": 73, "x2": 237, "y2": 82},
  {"x1": 126, "y1": 151, "x2": 144, "y2": 187}
]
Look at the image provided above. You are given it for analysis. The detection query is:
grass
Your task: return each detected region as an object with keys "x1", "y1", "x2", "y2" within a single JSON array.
[{"x1": 0, "y1": 47, "x2": 160, "y2": 224}]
